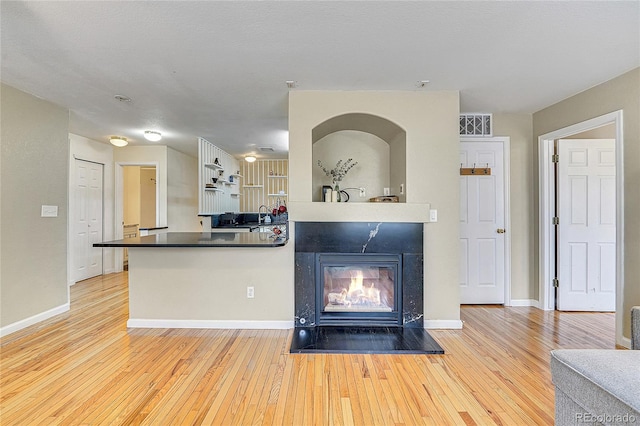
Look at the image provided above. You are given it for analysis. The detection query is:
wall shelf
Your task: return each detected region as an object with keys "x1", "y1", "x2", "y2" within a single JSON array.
[
  {"x1": 231, "y1": 193, "x2": 243, "y2": 197},
  {"x1": 243, "y1": 185, "x2": 263, "y2": 188},
  {"x1": 268, "y1": 193, "x2": 288, "y2": 197},
  {"x1": 205, "y1": 187, "x2": 224, "y2": 192},
  {"x1": 268, "y1": 175, "x2": 288, "y2": 178},
  {"x1": 229, "y1": 173, "x2": 243, "y2": 178},
  {"x1": 204, "y1": 163, "x2": 224, "y2": 171}
]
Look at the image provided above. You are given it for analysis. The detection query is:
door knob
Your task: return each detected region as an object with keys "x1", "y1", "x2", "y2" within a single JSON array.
[{"x1": 497, "y1": 228, "x2": 506, "y2": 234}]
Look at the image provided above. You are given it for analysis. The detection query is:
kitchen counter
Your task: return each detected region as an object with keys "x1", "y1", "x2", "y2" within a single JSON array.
[{"x1": 94, "y1": 231, "x2": 287, "y2": 248}]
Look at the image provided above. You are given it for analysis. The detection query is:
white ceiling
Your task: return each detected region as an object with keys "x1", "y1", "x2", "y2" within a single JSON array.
[{"x1": 2, "y1": 1, "x2": 638, "y2": 159}]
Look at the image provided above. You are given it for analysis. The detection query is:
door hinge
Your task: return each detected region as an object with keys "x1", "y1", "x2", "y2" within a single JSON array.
[
  {"x1": 553, "y1": 278, "x2": 559, "y2": 288},
  {"x1": 552, "y1": 154, "x2": 559, "y2": 163},
  {"x1": 552, "y1": 217, "x2": 559, "y2": 225}
]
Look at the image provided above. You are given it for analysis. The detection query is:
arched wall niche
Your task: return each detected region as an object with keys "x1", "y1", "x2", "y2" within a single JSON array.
[{"x1": 311, "y1": 113, "x2": 407, "y2": 202}]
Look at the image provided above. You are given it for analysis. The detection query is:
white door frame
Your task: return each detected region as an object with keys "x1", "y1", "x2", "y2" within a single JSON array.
[
  {"x1": 115, "y1": 162, "x2": 160, "y2": 271},
  {"x1": 460, "y1": 137, "x2": 512, "y2": 306},
  {"x1": 538, "y1": 111, "x2": 624, "y2": 328}
]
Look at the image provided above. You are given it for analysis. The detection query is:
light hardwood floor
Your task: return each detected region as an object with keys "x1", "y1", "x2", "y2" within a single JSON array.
[{"x1": 1, "y1": 273, "x2": 615, "y2": 425}]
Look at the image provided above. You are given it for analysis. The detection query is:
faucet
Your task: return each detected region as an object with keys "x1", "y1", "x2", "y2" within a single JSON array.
[{"x1": 258, "y1": 205, "x2": 268, "y2": 224}]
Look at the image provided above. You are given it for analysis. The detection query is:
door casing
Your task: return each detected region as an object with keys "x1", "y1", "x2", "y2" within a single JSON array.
[{"x1": 537, "y1": 111, "x2": 625, "y2": 342}]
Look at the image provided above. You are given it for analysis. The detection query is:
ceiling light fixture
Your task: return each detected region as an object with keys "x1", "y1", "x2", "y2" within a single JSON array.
[
  {"x1": 110, "y1": 136, "x2": 128, "y2": 147},
  {"x1": 245, "y1": 155, "x2": 257, "y2": 163},
  {"x1": 144, "y1": 131, "x2": 162, "y2": 142}
]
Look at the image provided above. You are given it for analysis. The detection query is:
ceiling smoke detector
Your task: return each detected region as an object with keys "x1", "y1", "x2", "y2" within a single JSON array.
[
  {"x1": 285, "y1": 80, "x2": 297, "y2": 89},
  {"x1": 114, "y1": 94, "x2": 131, "y2": 102}
]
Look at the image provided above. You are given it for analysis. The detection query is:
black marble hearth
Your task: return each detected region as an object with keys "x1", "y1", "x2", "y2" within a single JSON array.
[
  {"x1": 292, "y1": 222, "x2": 441, "y2": 354},
  {"x1": 290, "y1": 326, "x2": 444, "y2": 354}
]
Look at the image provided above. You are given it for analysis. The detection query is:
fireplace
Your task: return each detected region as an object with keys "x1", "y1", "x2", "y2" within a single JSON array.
[
  {"x1": 317, "y1": 253, "x2": 402, "y2": 326},
  {"x1": 292, "y1": 222, "x2": 445, "y2": 354},
  {"x1": 294, "y1": 222, "x2": 424, "y2": 328}
]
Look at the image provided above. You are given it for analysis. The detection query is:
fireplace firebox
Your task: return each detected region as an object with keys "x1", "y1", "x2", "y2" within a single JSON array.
[
  {"x1": 317, "y1": 253, "x2": 402, "y2": 326},
  {"x1": 294, "y1": 222, "x2": 424, "y2": 328}
]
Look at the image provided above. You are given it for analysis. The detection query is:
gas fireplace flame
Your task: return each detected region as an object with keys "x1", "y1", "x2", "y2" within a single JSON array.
[{"x1": 344, "y1": 270, "x2": 381, "y2": 306}]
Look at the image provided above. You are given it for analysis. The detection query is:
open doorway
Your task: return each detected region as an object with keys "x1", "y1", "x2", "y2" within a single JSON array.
[
  {"x1": 538, "y1": 111, "x2": 624, "y2": 315},
  {"x1": 117, "y1": 164, "x2": 159, "y2": 271}
]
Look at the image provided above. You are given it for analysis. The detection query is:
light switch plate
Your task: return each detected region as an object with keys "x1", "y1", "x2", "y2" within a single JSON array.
[
  {"x1": 429, "y1": 209, "x2": 438, "y2": 222},
  {"x1": 41, "y1": 205, "x2": 58, "y2": 217}
]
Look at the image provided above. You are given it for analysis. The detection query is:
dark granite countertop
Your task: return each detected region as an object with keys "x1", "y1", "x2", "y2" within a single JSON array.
[{"x1": 94, "y1": 232, "x2": 288, "y2": 248}]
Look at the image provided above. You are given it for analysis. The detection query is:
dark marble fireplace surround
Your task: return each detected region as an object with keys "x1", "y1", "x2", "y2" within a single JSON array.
[{"x1": 294, "y1": 222, "x2": 424, "y2": 328}]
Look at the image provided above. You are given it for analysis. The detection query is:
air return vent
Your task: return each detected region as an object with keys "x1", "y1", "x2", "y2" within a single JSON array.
[
  {"x1": 460, "y1": 113, "x2": 492, "y2": 136},
  {"x1": 259, "y1": 147, "x2": 275, "y2": 152}
]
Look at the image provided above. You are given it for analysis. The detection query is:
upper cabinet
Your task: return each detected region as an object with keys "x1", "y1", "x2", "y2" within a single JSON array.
[{"x1": 198, "y1": 138, "x2": 241, "y2": 214}]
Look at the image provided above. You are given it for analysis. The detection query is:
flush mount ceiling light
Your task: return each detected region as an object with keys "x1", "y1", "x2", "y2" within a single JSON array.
[
  {"x1": 144, "y1": 131, "x2": 162, "y2": 142},
  {"x1": 109, "y1": 136, "x2": 128, "y2": 147},
  {"x1": 245, "y1": 155, "x2": 257, "y2": 163}
]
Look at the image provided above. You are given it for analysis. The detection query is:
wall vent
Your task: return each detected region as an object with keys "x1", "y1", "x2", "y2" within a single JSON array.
[
  {"x1": 259, "y1": 146, "x2": 275, "y2": 152},
  {"x1": 460, "y1": 113, "x2": 492, "y2": 137}
]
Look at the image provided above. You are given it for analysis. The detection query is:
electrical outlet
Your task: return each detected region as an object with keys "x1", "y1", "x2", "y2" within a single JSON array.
[
  {"x1": 247, "y1": 286, "x2": 255, "y2": 298},
  {"x1": 359, "y1": 187, "x2": 366, "y2": 197},
  {"x1": 383, "y1": 187, "x2": 390, "y2": 196},
  {"x1": 400, "y1": 183, "x2": 404, "y2": 195}
]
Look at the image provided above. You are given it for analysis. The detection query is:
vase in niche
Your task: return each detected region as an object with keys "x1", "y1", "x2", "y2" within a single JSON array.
[{"x1": 333, "y1": 182, "x2": 341, "y2": 202}]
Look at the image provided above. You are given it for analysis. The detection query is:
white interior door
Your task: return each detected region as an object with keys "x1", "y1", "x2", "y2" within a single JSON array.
[
  {"x1": 74, "y1": 159, "x2": 104, "y2": 282},
  {"x1": 460, "y1": 141, "x2": 506, "y2": 304},
  {"x1": 557, "y1": 139, "x2": 615, "y2": 311}
]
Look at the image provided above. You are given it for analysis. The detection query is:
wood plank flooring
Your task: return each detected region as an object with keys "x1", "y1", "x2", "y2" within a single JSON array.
[{"x1": 1, "y1": 273, "x2": 615, "y2": 425}]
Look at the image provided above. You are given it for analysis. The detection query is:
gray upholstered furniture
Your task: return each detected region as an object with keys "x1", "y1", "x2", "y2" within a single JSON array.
[{"x1": 550, "y1": 307, "x2": 640, "y2": 425}]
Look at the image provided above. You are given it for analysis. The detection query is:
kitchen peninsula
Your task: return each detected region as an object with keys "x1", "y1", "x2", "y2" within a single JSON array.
[{"x1": 94, "y1": 226, "x2": 294, "y2": 330}]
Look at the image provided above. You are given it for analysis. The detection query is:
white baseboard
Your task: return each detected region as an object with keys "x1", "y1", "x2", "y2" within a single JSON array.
[
  {"x1": 127, "y1": 319, "x2": 294, "y2": 330},
  {"x1": 509, "y1": 299, "x2": 540, "y2": 307},
  {"x1": 618, "y1": 336, "x2": 631, "y2": 350},
  {"x1": 0, "y1": 303, "x2": 70, "y2": 338},
  {"x1": 424, "y1": 319, "x2": 463, "y2": 329}
]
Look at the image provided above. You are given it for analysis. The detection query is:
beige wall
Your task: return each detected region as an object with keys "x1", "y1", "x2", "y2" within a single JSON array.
[
  {"x1": 492, "y1": 113, "x2": 536, "y2": 301},
  {"x1": 167, "y1": 147, "x2": 200, "y2": 232},
  {"x1": 123, "y1": 166, "x2": 142, "y2": 226},
  {"x1": 313, "y1": 131, "x2": 390, "y2": 202},
  {"x1": 289, "y1": 91, "x2": 461, "y2": 325},
  {"x1": 1, "y1": 84, "x2": 69, "y2": 330},
  {"x1": 533, "y1": 67, "x2": 640, "y2": 340},
  {"x1": 139, "y1": 168, "x2": 157, "y2": 228}
]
